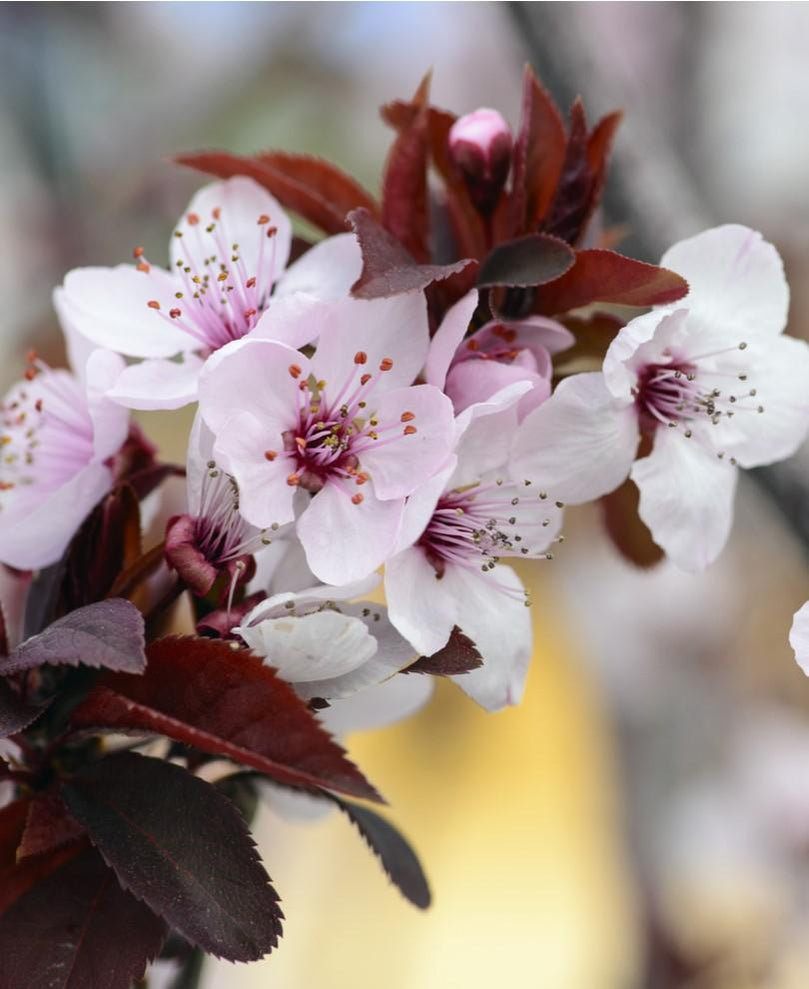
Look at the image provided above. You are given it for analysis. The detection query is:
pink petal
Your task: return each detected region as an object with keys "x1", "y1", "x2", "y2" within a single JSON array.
[
  {"x1": 274, "y1": 233, "x2": 362, "y2": 302},
  {"x1": 424, "y1": 290, "x2": 478, "y2": 389},
  {"x1": 790, "y1": 602, "x2": 809, "y2": 677},
  {"x1": 106, "y1": 355, "x2": 205, "y2": 411},
  {"x1": 446, "y1": 360, "x2": 550, "y2": 419},
  {"x1": 384, "y1": 546, "x2": 457, "y2": 657}
]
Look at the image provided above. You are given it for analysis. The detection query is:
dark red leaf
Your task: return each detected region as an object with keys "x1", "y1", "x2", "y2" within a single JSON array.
[
  {"x1": 61, "y1": 752, "x2": 282, "y2": 962},
  {"x1": 349, "y1": 208, "x2": 476, "y2": 300},
  {"x1": 380, "y1": 70, "x2": 433, "y2": 131},
  {"x1": 332, "y1": 797, "x2": 431, "y2": 909},
  {"x1": 534, "y1": 249, "x2": 689, "y2": 315},
  {"x1": 107, "y1": 541, "x2": 167, "y2": 601},
  {"x1": 543, "y1": 98, "x2": 595, "y2": 245},
  {"x1": 600, "y1": 479, "x2": 664, "y2": 569},
  {"x1": 587, "y1": 110, "x2": 622, "y2": 177},
  {"x1": 70, "y1": 636, "x2": 382, "y2": 803},
  {"x1": 0, "y1": 679, "x2": 44, "y2": 737},
  {"x1": 511, "y1": 64, "x2": 567, "y2": 233},
  {"x1": 404, "y1": 627, "x2": 482, "y2": 676},
  {"x1": 0, "y1": 847, "x2": 166, "y2": 989},
  {"x1": 476, "y1": 233, "x2": 575, "y2": 289},
  {"x1": 18, "y1": 791, "x2": 85, "y2": 861},
  {"x1": 2, "y1": 599, "x2": 146, "y2": 676},
  {"x1": 174, "y1": 150, "x2": 370, "y2": 235},
  {"x1": 0, "y1": 799, "x2": 28, "y2": 868}
]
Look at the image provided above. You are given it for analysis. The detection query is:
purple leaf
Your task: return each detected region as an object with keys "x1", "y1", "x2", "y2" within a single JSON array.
[
  {"x1": 61, "y1": 752, "x2": 282, "y2": 962},
  {"x1": 404, "y1": 627, "x2": 483, "y2": 676},
  {"x1": 476, "y1": 233, "x2": 575, "y2": 289},
  {"x1": 349, "y1": 208, "x2": 476, "y2": 300},
  {"x1": 333, "y1": 797, "x2": 431, "y2": 909},
  {"x1": 2, "y1": 599, "x2": 146, "y2": 676},
  {"x1": 0, "y1": 848, "x2": 166, "y2": 989},
  {"x1": 0, "y1": 680, "x2": 44, "y2": 738}
]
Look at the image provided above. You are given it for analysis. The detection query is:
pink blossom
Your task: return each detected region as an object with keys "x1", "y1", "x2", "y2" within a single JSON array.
[
  {"x1": 385, "y1": 383, "x2": 562, "y2": 711},
  {"x1": 54, "y1": 177, "x2": 362, "y2": 410},
  {"x1": 511, "y1": 225, "x2": 809, "y2": 571},
  {"x1": 0, "y1": 350, "x2": 129, "y2": 569},
  {"x1": 426, "y1": 290, "x2": 573, "y2": 420},
  {"x1": 198, "y1": 292, "x2": 456, "y2": 585}
]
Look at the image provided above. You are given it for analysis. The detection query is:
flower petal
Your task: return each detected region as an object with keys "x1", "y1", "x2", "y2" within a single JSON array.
[
  {"x1": 660, "y1": 225, "x2": 788, "y2": 338},
  {"x1": 250, "y1": 292, "x2": 338, "y2": 349},
  {"x1": 84, "y1": 349, "x2": 130, "y2": 461},
  {"x1": 274, "y1": 233, "x2": 362, "y2": 301},
  {"x1": 171, "y1": 176, "x2": 292, "y2": 296},
  {"x1": 602, "y1": 309, "x2": 688, "y2": 400},
  {"x1": 510, "y1": 372, "x2": 639, "y2": 503},
  {"x1": 106, "y1": 355, "x2": 205, "y2": 411},
  {"x1": 297, "y1": 481, "x2": 404, "y2": 585},
  {"x1": 384, "y1": 546, "x2": 457, "y2": 657},
  {"x1": 790, "y1": 602, "x2": 809, "y2": 677},
  {"x1": 318, "y1": 673, "x2": 434, "y2": 736},
  {"x1": 424, "y1": 290, "x2": 478, "y2": 389},
  {"x1": 446, "y1": 360, "x2": 549, "y2": 419},
  {"x1": 57, "y1": 265, "x2": 190, "y2": 358},
  {"x1": 631, "y1": 427, "x2": 738, "y2": 572},
  {"x1": 450, "y1": 382, "x2": 530, "y2": 487},
  {"x1": 359, "y1": 385, "x2": 455, "y2": 500}
]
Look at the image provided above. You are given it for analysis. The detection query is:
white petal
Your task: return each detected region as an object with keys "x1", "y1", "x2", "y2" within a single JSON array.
[
  {"x1": 318, "y1": 673, "x2": 434, "y2": 736},
  {"x1": 58, "y1": 265, "x2": 191, "y2": 358},
  {"x1": 424, "y1": 289, "x2": 478, "y2": 389},
  {"x1": 722, "y1": 334, "x2": 809, "y2": 468},
  {"x1": 451, "y1": 382, "x2": 530, "y2": 488},
  {"x1": 449, "y1": 563, "x2": 533, "y2": 711},
  {"x1": 790, "y1": 602, "x2": 809, "y2": 676},
  {"x1": 510, "y1": 372, "x2": 639, "y2": 503},
  {"x1": 297, "y1": 481, "x2": 403, "y2": 585},
  {"x1": 661, "y1": 224, "x2": 788, "y2": 339},
  {"x1": 249, "y1": 293, "x2": 333, "y2": 349},
  {"x1": 631, "y1": 427, "x2": 738, "y2": 572},
  {"x1": 241, "y1": 611, "x2": 377, "y2": 683},
  {"x1": 274, "y1": 233, "x2": 362, "y2": 301},
  {"x1": 242, "y1": 574, "x2": 381, "y2": 625},
  {"x1": 384, "y1": 546, "x2": 457, "y2": 657},
  {"x1": 106, "y1": 355, "x2": 204, "y2": 411},
  {"x1": 603, "y1": 309, "x2": 689, "y2": 400},
  {"x1": 171, "y1": 177, "x2": 292, "y2": 295},
  {"x1": 393, "y1": 459, "x2": 456, "y2": 554},
  {"x1": 84, "y1": 349, "x2": 130, "y2": 461}
]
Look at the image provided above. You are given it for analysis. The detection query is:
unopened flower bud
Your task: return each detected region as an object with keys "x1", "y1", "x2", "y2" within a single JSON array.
[{"x1": 448, "y1": 108, "x2": 513, "y2": 213}]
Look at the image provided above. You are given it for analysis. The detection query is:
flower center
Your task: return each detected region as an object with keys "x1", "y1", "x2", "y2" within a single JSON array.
[
  {"x1": 635, "y1": 341, "x2": 763, "y2": 438},
  {"x1": 195, "y1": 460, "x2": 273, "y2": 566},
  {"x1": 0, "y1": 358, "x2": 94, "y2": 508},
  {"x1": 264, "y1": 353, "x2": 418, "y2": 505},
  {"x1": 136, "y1": 207, "x2": 279, "y2": 353},
  {"x1": 418, "y1": 481, "x2": 560, "y2": 597}
]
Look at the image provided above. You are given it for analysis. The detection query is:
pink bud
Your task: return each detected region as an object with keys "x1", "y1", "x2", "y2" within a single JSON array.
[{"x1": 448, "y1": 108, "x2": 513, "y2": 213}]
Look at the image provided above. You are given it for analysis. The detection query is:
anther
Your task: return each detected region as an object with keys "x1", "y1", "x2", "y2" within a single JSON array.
[
  {"x1": 354, "y1": 351, "x2": 367, "y2": 365},
  {"x1": 379, "y1": 358, "x2": 394, "y2": 372},
  {"x1": 400, "y1": 411, "x2": 415, "y2": 422},
  {"x1": 187, "y1": 212, "x2": 200, "y2": 225},
  {"x1": 351, "y1": 493, "x2": 364, "y2": 505},
  {"x1": 133, "y1": 246, "x2": 145, "y2": 258},
  {"x1": 403, "y1": 425, "x2": 417, "y2": 435},
  {"x1": 147, "y1": 300, "x2": 161, "y2": 310},
  {"x1": 288, "y1": 364, "x2": 302, "y2": 379},
  {"x1": 286, "y1": 473, "x2": 301, "y2": 486},
  {"x1": 360, "y1": 373, "x2": 371, "y2": 386}
]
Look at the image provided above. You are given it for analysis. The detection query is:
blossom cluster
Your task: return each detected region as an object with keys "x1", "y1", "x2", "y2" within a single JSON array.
[{"x1": 2, "y1": 67, "x2": 808, "y2": 987}]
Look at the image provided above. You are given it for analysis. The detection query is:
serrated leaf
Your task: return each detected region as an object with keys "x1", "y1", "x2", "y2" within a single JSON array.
[
  {"x1": 175, "y1": 150, "x2": 375, "y2": 235},
  {"x1": 380, "y1": 99, "x2": 431, "y2": 263},
  {"x1": 349, "y1": 208, "x2": 476, "y2": 300},
  {"x1": 477, "y1": 233, "x2": 575, "y2": 289},
  {"x1": 61, "y1": 752, "x2": 282, "y2": 962},
  {"x1": 534, "y1": 249, "x2": 689, "y2": 315},
  {"x1": 70, "y1": 636, "x2": 382, "y2": 803},
  {"x1": 0, "y1": 679, "x2": 44, "y2": 737},
  {"x1": 543, "y1": 98, "x2": 595, "y2": 245},
  {"x1": 404, "y1": 627, "x2": 483, "y2": 676},
  {"x1": 2, "y1": 599, "x2": 146, "y2": 676},
  {"x1": 0, "y1": 847, "x2": 166, "y2": 989},
  {"x1": 333, "y1": 797, "x2": 431, "y2": 909},
  {"x1": 17, "y1": 791, "x2": 85, "y2": 861}
]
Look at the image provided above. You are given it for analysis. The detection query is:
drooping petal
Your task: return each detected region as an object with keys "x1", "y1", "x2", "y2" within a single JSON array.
[
  {"x1": 242, "y1": 575, "x2": 381, "y2": 625},
  {"x1": 0, "y1": 462, "x2": 113, "y2": 570},
  {"x1": 274, "y1": 233, "x2": 362, "y2": 302},
  {"x1": 310, "y1": 292, "x2": 429, "y2": 394},
  {"x1": 449, "y1": 563, "x2": 532, "y2": 711},
  {"x1": 510, "y1": 372, "x2": 639, "y2": 503},
  {"x1": 297, "y1": 481, "x2": 404, "y2": 585},
  {"x1": 660, "y1": 224, "x2": 788, "y2": 339},
  {"x1": 358, "y1": 385, "x2": 455, "y2": 500},
  {"x1": 318, "y1": 673, "x2": 434, "y2": 736},
  {"x1": 445, "y1": 359, "x2": 549, "y2": 419},
  {"x1": 424, "y1": 290, "x2": 478, "y2": 389},
  {"x1": 631, "y1": 427, "x2": 738, "y2": 572},
  {"x1": 171, "y1": 176, "x2": 292, "y2": 295},
  {"x1": 198, "y1": 338, "x2": 304, "y2": 434},
  {"x1": 57, "y1": 265, "x2": 190, "y2": 358},
  {"x1": 106, "y1": 354, "x2": 205, "y2": 411},
  {"x1": 790, "y1": 602, "x2": 809, "y2": 677},
  {"x1": 721, "y1": 334, "x2": 809, "y2": 468},
  {"x1": 212, "y1": 410, "x2": 297, "y2": 530},
  {"x1": 384, "y1": 546, "x2": 457, "y2": 657}
]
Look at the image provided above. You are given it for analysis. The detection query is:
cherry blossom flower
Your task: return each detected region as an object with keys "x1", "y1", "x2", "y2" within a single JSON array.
[
  {"x1": 426, "y1": 291, "x2": 573, "y2": 420},
  {"x1": 0, "y1": 350, "x2": 129, "y2": 570},
  {"x1": 235, "y1": 575, "x2": 417, "y2": 701},
  {"x1": 789, "y1": 602, "x2": 809, "y2": 676},
  {"x1": 164, "y1": 415, "x2": 279, "y2": 599},
  {"x1": 448, "y1": 107, "x2": 513, "y2": 212},
  {"x1": 54, "y1": 176, "x2": 362, "y2": 410},
  {"x1": 511, "y1": 225, "x2": 809, "y2": 571},
  {"x1": 385, "y1": 384, "x2": 562, "y2": 711},
  {"x1": 198, "y1": 292, "x2": 456, "y2": 584}
]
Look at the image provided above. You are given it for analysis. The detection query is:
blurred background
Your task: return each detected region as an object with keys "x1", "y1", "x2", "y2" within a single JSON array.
[{"x1": 3, "y1": 3, "x2": 809, "y2": 987}]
